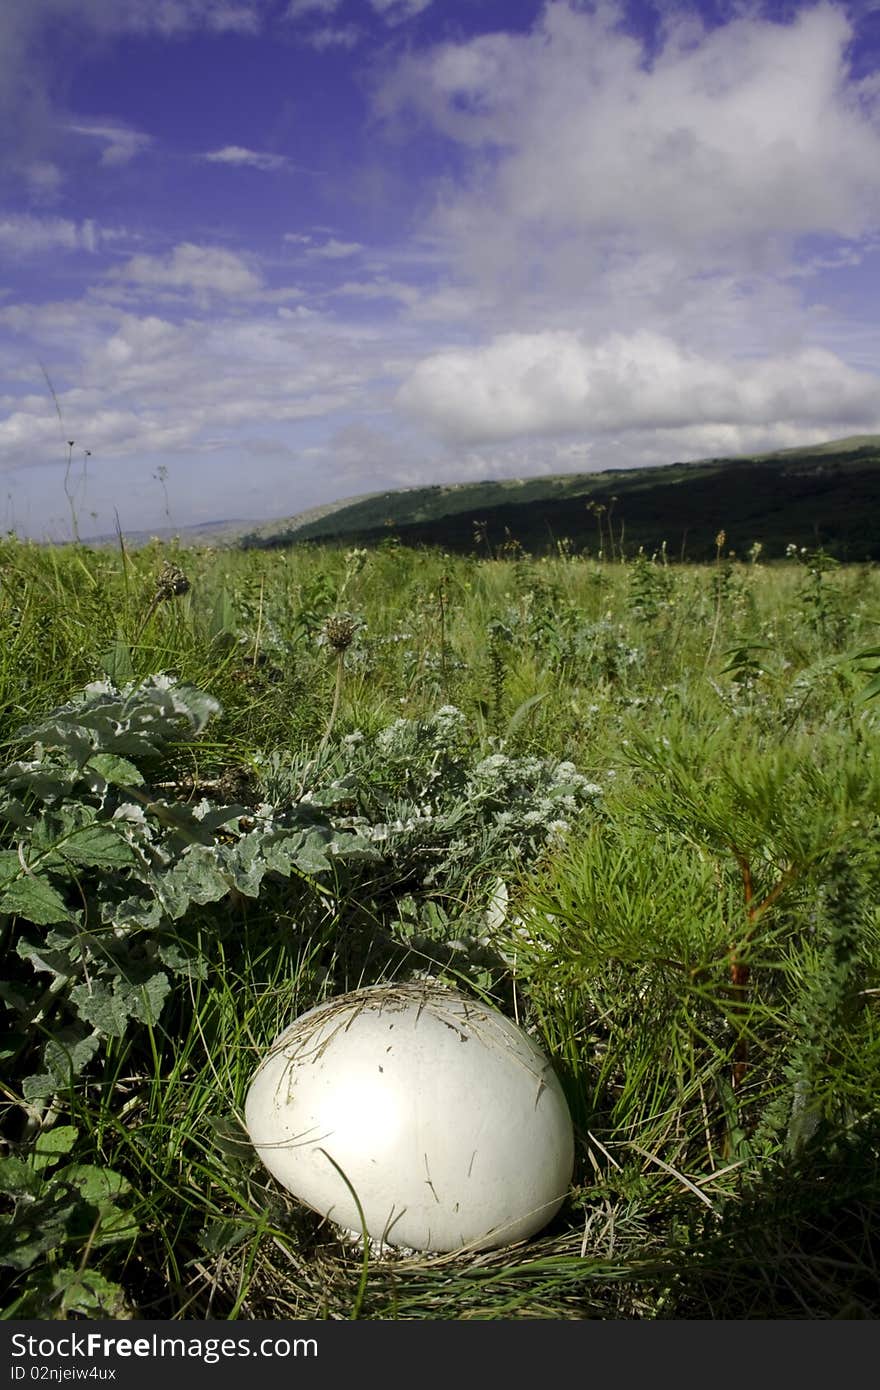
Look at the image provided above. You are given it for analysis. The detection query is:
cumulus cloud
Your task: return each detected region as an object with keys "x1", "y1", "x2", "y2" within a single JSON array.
[
  {"x1": 396, "y1": 329, "x2": 880, "y2": 445},
  {"x1": 111, "y1": 243, "x2": 263, "y2": 296},
  {"x1": 0, "y1": 297, "x2": 400, "y2": 471},
  {"x1": 378, "y1": 1, "x2": 880, "y2": 272}
]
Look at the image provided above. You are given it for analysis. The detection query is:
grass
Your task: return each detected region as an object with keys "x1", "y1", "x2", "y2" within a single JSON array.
[{"x1": 1, "y1": 531, "x2": 879, "y2": 1319}]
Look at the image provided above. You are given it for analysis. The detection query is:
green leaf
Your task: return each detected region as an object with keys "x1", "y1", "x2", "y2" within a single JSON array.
[
  {"x1": 118, "y1": 971, "x2": 170, "y2": 1026},
  {"x1": 0, "y1": 1157, "x2": 41, "y2": 1197},
  {"x1": 218, "y1": 833, "x2": 267, "y2": 898},
  {"x1": 22, "y1": 1073, "x2": 60, "y2": 1101},
  {"x1": 505, "y1": 691, "x2": 548, "y2": 738},
  {"x1": 200, "y1": 1218, "x2": 252, "y2": 1255},
  {"x1": 157, "y1": 939, "x2": 209, "y2": 981},
  {"x1": 71, "y1": 968, "x2": 170, "y2": 1034},
  {"x1": 61, "y1": 1164, "x2": 130, "y2": 1205},
  {"x1": 34, "y1": 1126, "x2": 78, "y2": 1160},
  {"x1": 106, "y1": 892, "x2": 163, "y2": 930},
  {"x1": 857, "y1": 672, "x2": 880, "y2": 704},
  {"x1": 60, "y1": 822, "x2": 136, "y2": 870},
  {"x1": 23, "y1": 721, "x2": 96, "y2": 766},
  {"x1": 51, "y1": 1266, "x2": 130, "y2": 1317},
  {"x1": 43, "y1": 1032, "x2": 101, "y2": 1086},
  {"x1": 0, "y1": 847, "x2": 27, "y2": 881},
  {"x1": 87, "y1": 752, "x2": 145, "y2": 787},
  {"x1": 208, "y1": 585, "x2": 238, "y2": 647},
  {"x1": 0, "y1": 870, "x2": 71, "y2": 925},
  {"x1": 289, "y1": 828, "x2": 334, "y2": 875},
  {"x1": 155, "y1": 844, "x2": 233, "y2": 917},
  {"x1": 0, "y1": 763, "x2": 80, "y2": 801},
  {"x1": 68, "y1": 980, "x2": 130, "y2": 1038},
  {"x1": 16, "y1": 937, "x2": 77, "y2": 976},
  {"x1": 98, "y1": 635, "x2": 134, "y2": 685},
  {"x1": 0, "y1": 1195, "x2": 76, "y2": 1271},
  {"x1": 0, "y1": 797, "x2": 35, "y2": 831},
  {"x1": 204, "y1": 1115, "x2": 253, "y2": 1160}
]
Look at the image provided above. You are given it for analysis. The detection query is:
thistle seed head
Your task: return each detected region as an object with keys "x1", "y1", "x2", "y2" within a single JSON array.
[
  {"x1": 322, "y1": 612, "x2": 358, "y2": 652},
  {"x1": 155, "y1": 561, "x2": 191, "y2": 602}
]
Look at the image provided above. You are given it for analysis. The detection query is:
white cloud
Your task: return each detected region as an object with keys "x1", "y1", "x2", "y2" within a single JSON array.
[
  {"x1": 396, "y1": 329, "x2": 880, "y2": 445},
  {"x1": 201, "y1": 144, "x2": 290, "y2": 171},
  {"x1": 0, "y1": 215, "x2": 102, "y2": 254},
  {"x1": 379, "y1": 1, "x2": 880, "y2": 270},
  {"x1": 331, "y1": 277, "x2": 420, "y2": 306},
  {"x1": 0, "y1": 297, "x2": 402, "y2": 477},
  {"x1": 304, "y1": 238, "x2": 364, "y2": 259},
  {"x1": 111, "y1": 243, "x2": 263, "y2": 296},
  {"x1": 66, "y1": 120, "x2": 153, "y2": 165}
]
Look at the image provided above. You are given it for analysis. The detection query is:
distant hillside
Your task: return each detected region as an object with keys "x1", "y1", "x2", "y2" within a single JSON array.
[
  {"x1": 81, "y1": 518, "x2": 257, "y2": 548},
  {"x1": 240, "y1": 435, "x2": 880, "y2": 562}
]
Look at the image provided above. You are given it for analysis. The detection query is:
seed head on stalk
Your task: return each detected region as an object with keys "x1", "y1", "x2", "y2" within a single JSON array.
[
  {"x1": 321, "y1": 612, "x2": 358, "y2": 654},
  {"x1": 315, "y1": 612, "x2": 361, "y2": 763},
  {"x1": 135, "y1": 561, "x2": 192, "y2": 642}
]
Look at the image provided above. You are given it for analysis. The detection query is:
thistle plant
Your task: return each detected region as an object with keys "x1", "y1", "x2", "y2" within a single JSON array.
[
  {"x1": 134, "y1": 561, "x2": 191, "y2": 643},
  {"x1": 315, "y1": 612, "x2": 360, "y2": 761}
]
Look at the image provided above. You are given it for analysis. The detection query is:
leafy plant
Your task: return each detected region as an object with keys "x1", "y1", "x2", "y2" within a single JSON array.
[
  {"x1": 1, "y1": 1124, "x2": 135, "y2": 1317},
  {"x1": 0, "y1": 674, "x2": 376, "y2": 1107}
]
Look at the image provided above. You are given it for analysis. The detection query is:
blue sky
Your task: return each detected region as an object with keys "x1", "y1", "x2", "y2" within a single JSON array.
[{"x1": 2, "y1": 0, "x2": 880, "y2": 540}]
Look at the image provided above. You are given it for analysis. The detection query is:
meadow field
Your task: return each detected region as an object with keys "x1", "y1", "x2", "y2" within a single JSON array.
[{"x1": 1, "y1": 532, "x2": 878, "y2": 1319}]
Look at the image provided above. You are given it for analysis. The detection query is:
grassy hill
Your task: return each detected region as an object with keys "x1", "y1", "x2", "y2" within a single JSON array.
[{"x1": 240, "y1": 435, "x2": 880, "y2": 561}]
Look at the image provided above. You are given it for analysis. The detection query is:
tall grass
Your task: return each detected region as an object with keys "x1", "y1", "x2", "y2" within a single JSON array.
[{"x1": 1, "y1": 534, "x2": 878, "y2": 1318}]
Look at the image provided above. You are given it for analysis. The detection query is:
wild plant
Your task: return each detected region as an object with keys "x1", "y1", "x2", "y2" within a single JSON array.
[
  {"x1": 789, "y1": 544, "x2": 848, "y2": 646},
  {"x1": 627, "y1": 547, "x2": 672, "y2": 624},
  {"x1": 703, "y1": 530, "x2": 737, "y2": 669},
  {"x1": 133, "y1": 560, "x2": 191, "y2": 644},
  {"x1": 753, "y1": 848, "x2": 878, "y2": 1157},
  {"x1": 0, "y1": 1123, "x2": 136, "y2": 1317},
  {"x1": 0, "y1": 675, "x2": 383, "y2": 1110},
  {"x1": 314, "y1": 612, "x2": 361, "y2": 760},
  {"x1": 485, "y1": 618, "x2": 514, "y2": 733},
  {"x1": 505, "y1": 709, "x2": 880, "y2": 1169}
]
